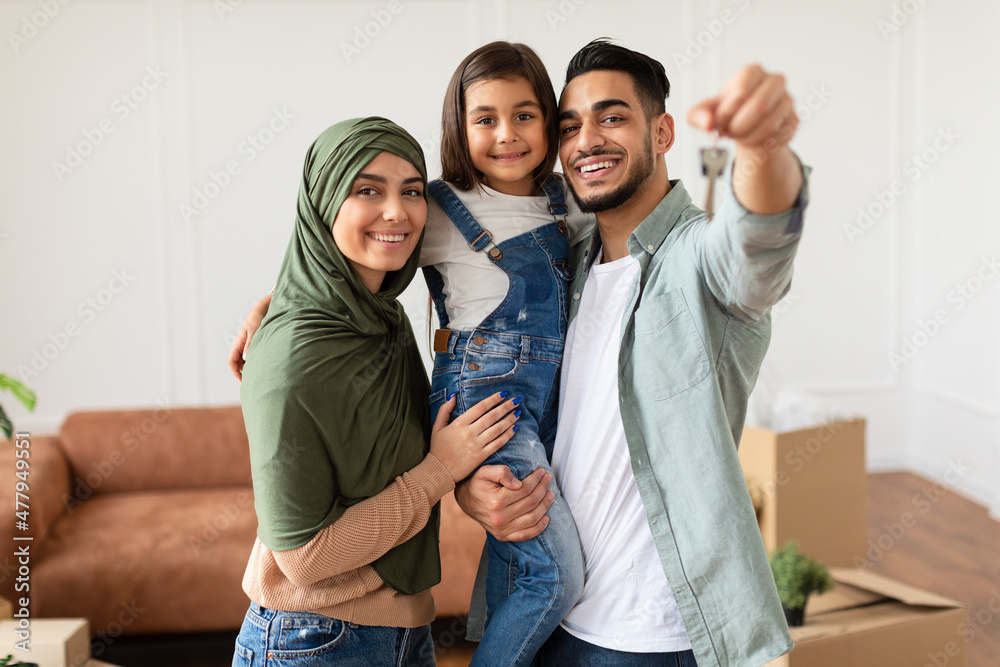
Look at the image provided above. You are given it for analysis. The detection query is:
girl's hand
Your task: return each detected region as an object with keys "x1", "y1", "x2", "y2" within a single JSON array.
[
  {"x1": 430, "y1": 391, "x2": 521, "y2": 482},
  {"x1": 227, "y1": 292, "x2": 273, "y2": 380}
]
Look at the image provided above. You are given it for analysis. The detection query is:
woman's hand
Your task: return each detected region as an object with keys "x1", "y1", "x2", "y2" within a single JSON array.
[
  {"x1": 227, "y1": 292, "x2": 273, "y2": 380},
  {"x1": 430, "y1": 391, "x2": 521, "y2": 483}
]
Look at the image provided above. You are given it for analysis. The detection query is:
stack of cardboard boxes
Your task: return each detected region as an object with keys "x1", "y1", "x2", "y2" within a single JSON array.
[{"x1": 738, "y1": 418, "x2": 967, "y2": 666}]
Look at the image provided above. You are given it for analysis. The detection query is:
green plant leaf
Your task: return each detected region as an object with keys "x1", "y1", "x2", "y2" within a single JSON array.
[
  {"x1": 769, "y1": 540, "x2": 833, "y2": 610},
  {"x1": 0, "y1": 404, "x2": 12, "y2": 441},
  {"x1": 0, "y1": 374, "x2": 36, "y2": 412}
]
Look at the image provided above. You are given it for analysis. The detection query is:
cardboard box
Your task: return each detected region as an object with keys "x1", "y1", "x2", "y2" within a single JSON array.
[
  {"x1": 0, "y1": 617, "x2": 90, "y2": 667},
  {"x1": 738, "y1": 418, "x2": 867, "y2": 567},
  {"x1": 764, "y1": 568, "x2": 967, "y2": 667},
  {"x1": 0, "y1": 596, "x2": 11, "y2": 620}
]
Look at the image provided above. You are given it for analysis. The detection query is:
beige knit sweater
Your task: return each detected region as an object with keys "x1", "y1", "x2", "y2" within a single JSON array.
[{"x1": 242, "y1": 453, "x2": 456, "y2": 627}]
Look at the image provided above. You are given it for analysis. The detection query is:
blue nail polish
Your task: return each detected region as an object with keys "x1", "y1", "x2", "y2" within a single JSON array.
[
  {"x1": 512, "y1": 396, "x2": 523, "y2": 406},
  {"x1": 447, "y1": 391, "x2": 457, "y2": 401},
  {"x1": 514, "y1": 409, "x2": 522, "y2": 418},
  {"x1": 513, "y1": 424, "x2": 520, "y2": 432},
  {"x1": 499, "y1": 390, "x2": 509, "y2": 398}
]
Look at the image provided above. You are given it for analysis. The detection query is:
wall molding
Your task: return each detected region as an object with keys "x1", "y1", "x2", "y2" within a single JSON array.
[{"x1": 916, "y1": 384, "x2": 1000, "y2": 420}]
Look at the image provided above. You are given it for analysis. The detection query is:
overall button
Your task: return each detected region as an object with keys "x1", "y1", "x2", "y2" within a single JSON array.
[
  {"x1": 472, "y1": 335, "x2": 488, "y2": 346},
  {"x1": 468, "y1": 362, "x2": 482, "y2": 371}
]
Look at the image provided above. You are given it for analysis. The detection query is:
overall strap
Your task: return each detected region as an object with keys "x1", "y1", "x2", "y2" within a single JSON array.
[
  {"x1": 540, "y1": 175, "x2": 568, "y2": 234},
  {"x1": 428, "y1": 180, "x2": 504, "y2": 261}
]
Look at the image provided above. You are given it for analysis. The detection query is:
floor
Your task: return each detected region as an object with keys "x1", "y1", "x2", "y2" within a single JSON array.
[{"x1": 95, "y1": 472, "x2": 998, "y2": 666}]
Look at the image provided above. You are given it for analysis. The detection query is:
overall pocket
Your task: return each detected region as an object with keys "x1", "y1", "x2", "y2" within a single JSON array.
[{"x1": 460, "y1": 347, "x2": 521, "y2": 387}]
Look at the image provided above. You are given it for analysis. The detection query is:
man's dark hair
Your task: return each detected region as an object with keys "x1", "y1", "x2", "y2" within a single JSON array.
[{"x1": 564, "y1": 38, "x2": 670, "y2": 121}]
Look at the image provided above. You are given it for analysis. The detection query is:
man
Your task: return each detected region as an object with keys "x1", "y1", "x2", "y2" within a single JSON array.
[{"x1": 454, "y1": 39, "x2": 808, "y2": 667}]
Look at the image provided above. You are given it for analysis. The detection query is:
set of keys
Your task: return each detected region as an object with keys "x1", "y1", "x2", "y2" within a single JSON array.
[{"x1": 699, "y1": 132, "x2": 729, "y2": 221}]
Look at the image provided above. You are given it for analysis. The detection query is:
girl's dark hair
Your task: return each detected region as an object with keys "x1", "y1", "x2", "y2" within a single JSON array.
[
  {"x1": 440, "y1": 41, "x2": 558, "y2": 191},
  {"x1": 565, "y1": 38, "x2": 670, "y2": 121}
]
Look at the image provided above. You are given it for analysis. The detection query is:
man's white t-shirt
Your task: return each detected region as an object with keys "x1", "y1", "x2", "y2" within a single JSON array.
[
  {"x1": 551, "y1": 252, "x2": 692, "y2": 653},
  {"x1": 419, "y1": 180, "x2": 593, "y2": 331}
]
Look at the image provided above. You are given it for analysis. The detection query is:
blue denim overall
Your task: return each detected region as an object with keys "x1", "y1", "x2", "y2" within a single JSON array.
[{"x1": 424, "y1": 178, "x2": 584, "y2": 667}]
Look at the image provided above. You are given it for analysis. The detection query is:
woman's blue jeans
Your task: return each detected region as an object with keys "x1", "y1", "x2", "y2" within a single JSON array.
[{"x1": 232, "y1": 602, "x2": 435, "y2": 666}]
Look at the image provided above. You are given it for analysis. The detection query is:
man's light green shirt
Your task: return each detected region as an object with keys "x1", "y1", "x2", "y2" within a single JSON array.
[{"x1": 566, "y1": 162, "x2": 810, "y2": 667}]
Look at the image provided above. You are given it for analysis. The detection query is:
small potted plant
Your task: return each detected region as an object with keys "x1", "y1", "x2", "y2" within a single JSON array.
[
  {"x1": 769, "y1": 540, "x2": 833, "y2": 626},
  {"x1": 0, "y1": 654, "x2": 39, "y2": 667}
]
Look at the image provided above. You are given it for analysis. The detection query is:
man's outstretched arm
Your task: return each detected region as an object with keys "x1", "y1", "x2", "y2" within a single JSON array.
[
  {"x1": 686, "y1": 64, "x2": 808, "y2": 322},
  {"x1": 688, "y1": 64, "x2": 802, "y2": 214}
]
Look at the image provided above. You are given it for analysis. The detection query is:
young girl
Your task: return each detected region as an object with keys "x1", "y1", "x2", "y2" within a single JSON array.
[
  {"x1": 420, "y1": 42, "x2": 592, "y2": 667},
  {"x1": 229, "y1": 43, "x2": 594, "y2": 666},
  {"x1": 234, "y1": 117, "x2": 521, "y2": 667}
]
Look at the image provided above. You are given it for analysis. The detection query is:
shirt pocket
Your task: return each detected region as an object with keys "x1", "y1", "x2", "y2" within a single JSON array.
[{"x1": 632, "y1": 288, "x2": 711, "y2": 400}]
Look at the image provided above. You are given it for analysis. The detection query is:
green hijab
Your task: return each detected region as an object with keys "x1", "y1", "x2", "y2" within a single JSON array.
[{"x1": 241, "y1": 117, "x2": 437, "y2": 596}]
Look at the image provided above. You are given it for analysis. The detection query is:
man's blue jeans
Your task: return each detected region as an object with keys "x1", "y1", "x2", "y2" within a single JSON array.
[
  {"x1": 538, "y1": 627, "x2": 698, "y2": 666},
  {"x1": 232, "y1": 602, "x2": 435, "y2": 666}
]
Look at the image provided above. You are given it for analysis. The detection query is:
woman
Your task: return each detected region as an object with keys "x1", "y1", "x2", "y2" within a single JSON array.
[{"x1": 234, "y1": 117, "x2": 520, "y2": 666}]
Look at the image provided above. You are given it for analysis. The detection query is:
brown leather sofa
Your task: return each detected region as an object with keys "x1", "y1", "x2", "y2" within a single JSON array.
[{"x1": 0, "y1": 405, "x2": 485, "y2": 635}]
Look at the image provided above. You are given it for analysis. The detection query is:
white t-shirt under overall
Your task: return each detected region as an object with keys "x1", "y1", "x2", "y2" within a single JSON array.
[
  {"x1": 552, "y1": 252, "x2": 692, "y2": 653},
  {"x1": 419, "y1": 179, "x2": 593, "y2": 331}
]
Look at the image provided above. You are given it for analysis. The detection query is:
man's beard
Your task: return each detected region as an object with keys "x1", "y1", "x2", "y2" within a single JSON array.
[{"x1": 566, "y1": 136, "x2": 655, "y2": 214}]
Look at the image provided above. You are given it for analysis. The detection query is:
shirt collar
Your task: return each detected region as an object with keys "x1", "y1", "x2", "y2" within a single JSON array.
[
  {"x1": 583, "y1": 179, "x2": 693, "y2": 271},
  {"x1": 627, "y1": 179, "x2": 691, "y2": 258}
]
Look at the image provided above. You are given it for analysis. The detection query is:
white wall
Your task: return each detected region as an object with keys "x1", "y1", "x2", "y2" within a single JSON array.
[{"x1": 2, "y1": 0, "x2": 997, "y2": 517}]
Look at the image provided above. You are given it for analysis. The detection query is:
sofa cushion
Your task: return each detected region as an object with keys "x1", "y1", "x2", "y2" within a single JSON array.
[
  {"x1": 59, "y1": 406, "x2": 251, "y2": 495},
  {"x1": 34, "y1": 487, "x2": 256, "y2": 634}
]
